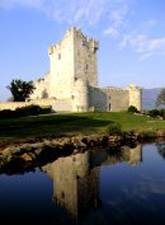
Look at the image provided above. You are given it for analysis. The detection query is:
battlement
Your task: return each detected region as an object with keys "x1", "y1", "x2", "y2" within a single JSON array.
[
  {"x1": 104, "y1": 86, "x2": 129, "y2": 93},
  {"x1": 128, "y1": 84, "x2": 142, "y2": 91},
  {"x1": 48, "y1": 27, "x2": 99, "y2": 56}
]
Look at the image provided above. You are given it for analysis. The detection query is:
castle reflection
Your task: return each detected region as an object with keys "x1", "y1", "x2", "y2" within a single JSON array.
[{"x1": 42, "y1": 145, "x2": 142, "y2": 223}]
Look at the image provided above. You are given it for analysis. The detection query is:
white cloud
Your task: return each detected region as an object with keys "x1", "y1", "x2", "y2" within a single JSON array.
[
  {"x1": 0, "y1": 0, "x2": 132, "y2": 29},
  {"x1": 104, "y1": 27, "x2": 119, "y2": 38},
  {"x1": 103, "y1": 0, "x2": 131, "y2": 38},
  {"x1": 0, "y1": 0, "x2": 111, "y2": 25},
  {"x1": 109, "y1": 3, "x2": 129, "y2": 28},
  {"x1": 120, "y1": 33, "x2": 165, "y2": 60},
  {"x1": 1, "y1": 0, "x2": 164, "y2": 61}
]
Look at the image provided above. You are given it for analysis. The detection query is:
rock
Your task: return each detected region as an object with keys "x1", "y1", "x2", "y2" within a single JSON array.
[
  {"x1": 157, "y1": 130, "x2": 165, "y2": 137},
  {"x1": 21, "y1": 153, "x2": 33, "y2": 161}
]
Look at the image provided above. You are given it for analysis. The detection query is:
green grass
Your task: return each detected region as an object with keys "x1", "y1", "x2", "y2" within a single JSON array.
[{"x1": 0, "y1": 112, "x2": 165, "y2": 144}]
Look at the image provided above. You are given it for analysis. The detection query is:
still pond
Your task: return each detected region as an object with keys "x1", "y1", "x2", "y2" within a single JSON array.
[{"x1": 0, "y1": 142, "x2": 165, "y2": 225}]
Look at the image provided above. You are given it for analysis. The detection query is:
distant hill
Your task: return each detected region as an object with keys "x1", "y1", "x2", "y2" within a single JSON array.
[{"x1": 142, "y1": 88, "x2": 162, "y2": 110}]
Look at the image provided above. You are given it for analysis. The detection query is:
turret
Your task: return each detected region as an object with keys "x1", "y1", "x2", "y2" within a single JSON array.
[
  {"x1": 128, "y1": 84, "x2": 142, "y2": 111},
  {"x1": 72, "y1": 79, "x2": 89, "y2": 112}
]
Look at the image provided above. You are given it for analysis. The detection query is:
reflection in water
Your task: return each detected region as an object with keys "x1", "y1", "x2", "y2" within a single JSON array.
[
  {"x1": 42, "y1": 145, "x2": 142, "y2": 223},
  {"x1": 2, "y1": 143, "x2": 165, "y2": 225},
  {"x1": 156, "y1": 142, "x2": 165, "y2": 159}
]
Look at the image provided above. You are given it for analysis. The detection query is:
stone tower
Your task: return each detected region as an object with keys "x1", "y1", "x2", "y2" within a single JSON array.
[
  {"x1": 26, "y1": 27, "x2": 142, "y2": 113},
  {"x1": 128, "y1": 84, "x2": 142, "y2": 111},
  {"x1": 48, "y1": 27, "x2": 99, "y2": 100}
]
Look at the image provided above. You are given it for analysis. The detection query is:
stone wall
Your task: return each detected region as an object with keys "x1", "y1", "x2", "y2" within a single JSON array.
[
  {"x1": 103, "y1": 87, "x2": 130, "y2": 111},
  {"x1": 0, "y1": 99, "x2": 56, "y2": 111},
  {"x1": 72, "y1": 79, "x2": 89, "y2": 112},
  {"x1": 74, "y1": 28, "x2": 98, "y2": 87},
  {"x1": 89, "y1": 87, "x2": 108, "y2": 111},
  {"x1": 48, "y1": 28, "x2": 75, "y2": 99},
  {"x1": 30, "y1": 72, "x2": 51, "y2": 100},
  {"x1": 51, "y1": 99, "x2": 72, "y2": 112},
  {"x1": 89, "y1": 86, "x2": 130, "y2": 112},
  {"x1": 128, "y1": 84, "x2": 142, "y2": 111}
]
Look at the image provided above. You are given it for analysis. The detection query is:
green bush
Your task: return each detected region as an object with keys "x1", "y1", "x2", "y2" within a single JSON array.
[
  {"x1": 128, "y1": 105, "x2": 139, "y2": 113},
  {"x1": 148, "y1": 109, "x2": 161, "y2": 118},
  {"x1": 0, "y1": 105, "x2": 52, "y2": 119},
  {"x1": 160, "y1": 109, "x2": 165, "y2": 119},
  {"x1": 106, "y1": 122, "x2": 122, "y2": 135},
  {"x1": 146, "y1": 109, "x2": 165, "y2": 119}
]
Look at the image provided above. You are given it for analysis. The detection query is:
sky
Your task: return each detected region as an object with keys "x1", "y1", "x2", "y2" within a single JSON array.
[{"x1": 0, "y1": 0, "x2": 165, "y2": 100}]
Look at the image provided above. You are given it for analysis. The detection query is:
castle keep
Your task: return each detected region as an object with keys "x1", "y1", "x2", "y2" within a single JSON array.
[
  {"x1": 0, "y1": 27, "x2": 142, "y2": 112},
  {"x1": 30, "y1": 27, "x2": 142, "y2": 112}
]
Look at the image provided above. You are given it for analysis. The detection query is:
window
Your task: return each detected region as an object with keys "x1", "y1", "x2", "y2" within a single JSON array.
[
  {"x1": 61, "y1": 191, "x2": 65, "y2": 199},
  {"x1": 86, "y1": 64, "x2": 88, "y2": 70},
  {"x1": 58, "y1": 53, "x2": 61, "y2": 60},
  {"x1": 81, "y1": 40, "x2": 86, "y2": 46},
  {"x1": 109, "y1": 103, "x2": 111, "y2": 111}
]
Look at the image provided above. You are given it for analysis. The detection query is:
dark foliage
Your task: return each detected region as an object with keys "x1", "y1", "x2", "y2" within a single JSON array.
[
  {"x1": 128, "y1": 105, "x2": 139, "y2": 113},
  {"x1": 156, "y1": 88, "x2": 165, "y2": 107},
  {"x1": 106, "y1": 122, "x2": 122, "y2": 135},
  {"x1": 147, "y1": 109, "x2": 165, "y2": 119},
  {"x1": 7, "y1": 79, "x2": 35, "y2": 102}
]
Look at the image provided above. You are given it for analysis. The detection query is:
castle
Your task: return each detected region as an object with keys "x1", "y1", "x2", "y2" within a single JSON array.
[
  {"x1": 29, "y1": 27, "x2": 142, "y2": 112},
  {"x1": 0, "y1": 27, "x2": 142, "y2": 112}
]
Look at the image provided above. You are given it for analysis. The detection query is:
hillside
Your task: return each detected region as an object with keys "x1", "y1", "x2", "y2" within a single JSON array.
[{"x1": 142, "y1": 88, "x2": 162, "y2": 110}]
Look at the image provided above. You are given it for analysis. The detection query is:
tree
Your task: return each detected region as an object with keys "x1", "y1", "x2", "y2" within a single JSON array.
[
  {"x1": 157, "y1": 142, "x2": 165, "y2": 159},
  {"x1": 7, "y1": 79, "x2": 35, "y2": 102},
  {"x1": 156, "y1": 88, "x2": 165, "y2": 107}
]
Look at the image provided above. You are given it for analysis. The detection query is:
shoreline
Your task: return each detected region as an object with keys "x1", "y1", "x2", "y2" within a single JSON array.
[
  {"x1": 0, "y1": 131, "x2": 165, "y2": 174},
  {"x1": 0, "y1": 128, "x2": 165, "y2": 148}
]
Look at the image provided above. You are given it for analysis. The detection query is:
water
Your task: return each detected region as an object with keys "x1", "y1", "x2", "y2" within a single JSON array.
[{"x1": 0, "y1": 142, "x2": 165, "y2": 225}]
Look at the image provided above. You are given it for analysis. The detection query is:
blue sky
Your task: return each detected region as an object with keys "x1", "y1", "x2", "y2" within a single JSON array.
[{"x1": 0, "y1": 0, "x2": 165, "y2": 100}]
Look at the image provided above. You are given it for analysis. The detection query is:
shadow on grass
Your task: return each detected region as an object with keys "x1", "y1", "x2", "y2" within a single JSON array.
[{"x1": 0, "y1": 114, "x2": 112, "y2": 139}]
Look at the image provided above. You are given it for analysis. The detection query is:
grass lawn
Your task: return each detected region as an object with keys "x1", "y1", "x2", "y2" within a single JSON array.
[{"x1": 0, "y1": 112, "x2": 165, "y2": 144}]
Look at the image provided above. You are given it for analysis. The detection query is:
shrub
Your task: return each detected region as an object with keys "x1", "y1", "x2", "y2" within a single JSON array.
[
  {"x1": 0, "y1": 110, "x2": 13, "y2": 119},
  {"x1": 148, "y1": 109, "x2": 160, "y2": 118},
  {"x1": 160, "y1": 109, "x2": 165, "y2": 120},
  {"x1": 128, "y1": 105, "x2": 139, "y2": 113},
  {"x1": 106, "y1": 122, "x2": 122, "y2": 135},
  {"x1": 16, "y1": 105, "x2": 41, "y2": 116}
]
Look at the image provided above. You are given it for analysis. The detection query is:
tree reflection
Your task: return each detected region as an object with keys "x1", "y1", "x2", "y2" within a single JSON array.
[{"x1": 156, "y1": 142, "x2": 165, "y2": 159}]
